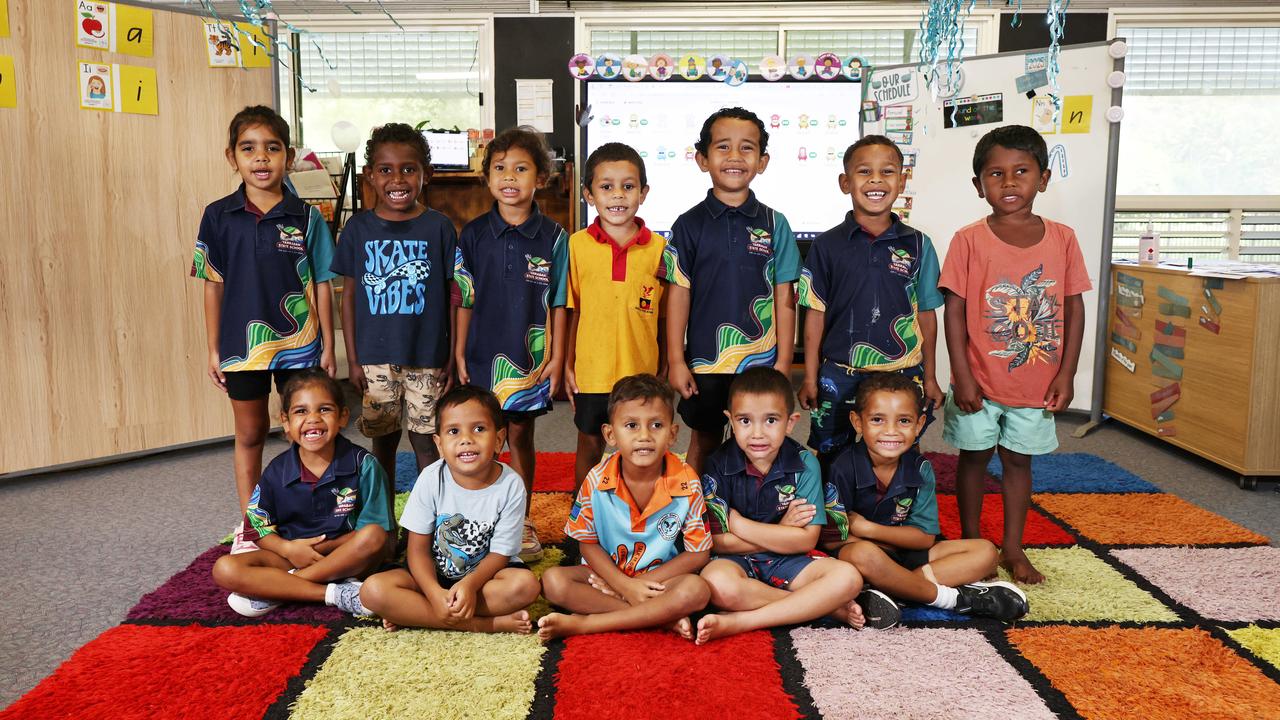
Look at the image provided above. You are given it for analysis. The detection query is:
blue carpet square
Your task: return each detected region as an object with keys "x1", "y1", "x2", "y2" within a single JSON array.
[
  {"x1": 395, "y1": 451, "x2": 420, "y2": 492},
  {"x1": 987, "y1": 453, "x2": 1161, "y2": 493},
  {"x1": 901, "y1": 605, "x2": 970, "y2": 622}
]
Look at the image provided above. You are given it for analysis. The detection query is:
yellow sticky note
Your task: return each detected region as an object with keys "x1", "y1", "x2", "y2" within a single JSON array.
[
  {"x1": 0, "y1": 56, "x2": 16, "y2": 108},
  {"x1": 1062, "y1": 95, "x2": 1092, "y2": 134},
  {"x1": 234, "y1": 21, "x2": 273, "y2": 68},
  {"x1": 0, "y1": 0, "x2": 10, "y2": 38},
  {"x1": 115, "y1": 4, "x2": 153, "y2": 58},
  {"x1": 118, "y1": 63, "x2": 157, "y2": 115}
]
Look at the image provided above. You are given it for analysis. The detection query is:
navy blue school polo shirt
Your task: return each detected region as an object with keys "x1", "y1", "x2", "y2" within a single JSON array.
[
  {"x1": 329, "y1": 209, "x2": 457, "y2": 368},
  {"x1": 826, "y1": 440, "x2": 939, "y2": 540},
  {"x1": 191, "y1": 185, "x2": 336, "y2": 371},
  {"x1": 659, "y1": 190, "x2": 801, "y2": 374},
  {"x1": 453, "y1": 202, "x2": 568, "y2": 411},
  {"x1": 797, "y1": 211, "x2": 943, "y2": 372},
  {"x1": 245, "y1": 434, "x2": 393, "y2": 541},
  {"x1": 702, "y1": 437, "x2": 825, "y2": 535}
]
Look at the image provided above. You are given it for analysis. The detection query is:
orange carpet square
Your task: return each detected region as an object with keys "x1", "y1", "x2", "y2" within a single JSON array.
[
  {"x1": 1008, "y1": 626, "x2": 1280, "y2": 719},
  {"x1": 936, "y1": 494, "x2": 1076, "y2": 545},
  {"x1": 1032, "y1": 493, "x2": 1270, "y2": 545},
  {"x1": 530, "y1": 492, "x2": 574, "y2": 544}
]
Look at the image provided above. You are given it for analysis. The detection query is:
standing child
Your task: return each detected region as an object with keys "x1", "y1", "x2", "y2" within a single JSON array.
[
  {"x1": 330, "y1": 123, "x2": 456, "y2": 484},
  {"x1": 797, "y1": 135, "x2": 945, "y2": 460},
  {"x1": 940, "y1": 125, "x2": 1091, "y2": 584},
  {"x1": 696, "y1": 367, "x2": 863, "y2": 644},
  {"x1": 662, "y1": 107, "x2": 801, "y2": 474},
  {"x1": 211, "y1": 369, "x2": 392, "y2": 617},
  {"x1": 193, "y1": 105, "x2": 337, "y2": 552},
  {"x1": 565, "y1": 143, "x2": 666, "y2": 487},
  {"x1": 359, "y1": 386, "x2": 541, "y2": 633},
  {"x1": 824, "y1": 373, "x2": 1028, "y2": 628},
  {"x1": 453, "y1": 126, "x2": 568, "y2": 562},
  {"x1": 538, "y1": 374, "x2": 712, "y2": 641}
]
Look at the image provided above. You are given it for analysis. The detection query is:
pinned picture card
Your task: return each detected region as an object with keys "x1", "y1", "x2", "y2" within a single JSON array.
[
  {"x1": 0, "y1": 55, "x2": 16, "y2": 108},
  {"x1": 116, "y1": 3, "x2": 154, "y2": 58},
  {"x1": 1062, "y1": 95, "x2": 1093, "y2": 134},
  {"x1": 235, "y1": 22, "x2": 273, "y2": 68},
  {"x1": 79, "y1": 61, "x2": 158, "y2": 115},
  {"x1": 76, "y1": 1, "x2": 111, "y2": 51},
  {"x1": 79, "y1": 61, "x2": 113, "y2": 111},
  {"x1": 1, "y1": 0, "x2": 9, "y2": 38},
  {"x1": 75, "y1": 1, "x2": 154, "y2": 57},
  {"x1": 204, "y1": 21, "x2": 239, "y2": 67}
]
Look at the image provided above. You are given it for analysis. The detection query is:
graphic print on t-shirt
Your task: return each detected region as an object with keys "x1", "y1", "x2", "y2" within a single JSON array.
[
  {"x1": 983, "y1": 264, "x2": 1061, "y2": 372},
  {"x1": 434, "y1": 512, "x2": 496, "y2": 579},
  {"x1": 362, "y1": 240, "x2": 432, "y2": 315}
]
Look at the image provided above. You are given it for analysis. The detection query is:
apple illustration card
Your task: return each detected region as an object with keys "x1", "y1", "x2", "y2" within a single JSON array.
[
  {"x1": 75, "y1": 2, "x2": 154, "y2": 57},
  {"x1": 76, "y1": 1, "x2": 111, "y2": 51}
]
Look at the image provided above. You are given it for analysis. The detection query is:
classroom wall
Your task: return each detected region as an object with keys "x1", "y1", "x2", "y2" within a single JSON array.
[
  {"x1": 493, "y1": 16, "x2": 576, "y2": 154},
  {"x1": 998, "y1": 12, "x2": 1109, "y2": 52},
  {"x1": 0, "y1": 0, "x2": 275, "y2": 475}
]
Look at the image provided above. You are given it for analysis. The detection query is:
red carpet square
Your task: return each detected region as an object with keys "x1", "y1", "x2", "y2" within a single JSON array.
[
  {"x1": 1009, "y1": 626, "x2": 1280, "y2": 719},
  {"x1": 0, "y1": 624, "x2": 328, "y2": 720},
  {"x1": 500, "y1": 451, "x2": 577, "y2": 492},
  {"x1": 937, "y1": 494, "x2": 1076, "y2": 545},
  {"x1": 1033, "y1": 493, "x2": 1270, "y2": 545},
  {"x1": 924, "y1": 452, "x2": 1002, "y2": 493},
  {"x1": 553, "y1": 630, "x2": 798, "y2": 720}
]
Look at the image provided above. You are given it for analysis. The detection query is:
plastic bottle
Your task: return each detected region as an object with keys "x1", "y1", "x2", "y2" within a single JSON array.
[{"x1": 1138, "y1": 222, "x2": 1160, "y2": 265}]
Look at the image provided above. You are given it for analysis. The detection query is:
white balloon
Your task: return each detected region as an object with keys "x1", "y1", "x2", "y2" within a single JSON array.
[
  {"x1": 326, "y1": 77, "x2": 342, "y2": 97},
  {"x1": 331, "y1": 120, "x2": 362, "y2": 153}
]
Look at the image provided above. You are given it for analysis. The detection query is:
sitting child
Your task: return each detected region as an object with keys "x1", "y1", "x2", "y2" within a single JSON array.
[
  {"x1": 697, "y1": 367, "x2": 863, "y2": 644},
  {"x1": 212, "y1": 369, "x2": 393, "y2": 617},
  {"x1": 538, "y1": 374, "x2": 712, "y2": 641},
  {"x1": 824, "y1": 372, "x2": 1029, "y2": 627},
  {"x1": 359, "y1": 386, "x2": 541, "y2": 633}
]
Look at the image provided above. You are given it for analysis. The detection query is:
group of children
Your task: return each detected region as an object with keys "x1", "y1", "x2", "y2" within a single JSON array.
[{"x1": 196, "y1": 101, "x2": 1090, "y2": 635}]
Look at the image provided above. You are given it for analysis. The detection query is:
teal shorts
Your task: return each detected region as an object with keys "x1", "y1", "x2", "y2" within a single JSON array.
[{"x1": 942, "y1": 392, "x2": 1058, "y2": 456}]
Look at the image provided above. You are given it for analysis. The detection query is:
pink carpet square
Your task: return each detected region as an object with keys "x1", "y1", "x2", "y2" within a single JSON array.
[
  {"x1": 1111, "y1": 546, "x2": 1280, "y2": 621},
  {"x1": 790, "y1": 627, "x2": 1055, "y2": 719}
]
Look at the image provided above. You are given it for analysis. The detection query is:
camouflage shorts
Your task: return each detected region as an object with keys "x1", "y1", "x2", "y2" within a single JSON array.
[{"x1": 359, "y1": 365, "x2": 445, "y2": 436}]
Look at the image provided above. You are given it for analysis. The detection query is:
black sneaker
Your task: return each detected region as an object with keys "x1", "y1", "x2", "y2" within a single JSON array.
[
  {"x1": 857, "y1": 589, "x2": 901, "y2": 630},
  {"x1": 956, "y1": 581, "x2": 1029, "y2": 622}
]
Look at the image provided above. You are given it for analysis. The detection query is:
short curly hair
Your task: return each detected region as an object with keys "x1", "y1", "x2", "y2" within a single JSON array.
[
  {"x1": 364, "y1": 122, "x2": 431, "y2": 168},
  {"x1": 695, "y1": 107, "x2": 769, "y2": 156},
  {"x1": 972, "y1": 124, "x2": 1048, "y2": 178},
  {"x1": 852, "y1": 372, "x2": 925, "y2": 415},
  {"x1": 484, "y1": 125, "x2": 552, "y2": 179},
  {"x1": 607, "y1": 374, "x2": 675, "y2": 422}
]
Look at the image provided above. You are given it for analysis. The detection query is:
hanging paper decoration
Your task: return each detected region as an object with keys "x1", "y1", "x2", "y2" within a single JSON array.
[
  {"x1": 726, "y1": 59, "x2": 749, "y2": 87},
  {"x1": 678, "y1": 54, "x2": 705, "y2": 80},
  {"x1": 622, "y1": 54, "x2": 648, "y2": 81},
  {"x1": 568, "y1": 53, "x2": 595, "y2": 79},
  {"x1": 814, "y1": 52, "x2": 841, "y2": 80},
  {"x1": 707, "y1": 54, "x2": 732, "y2": 82},
  {"x1": 649, "y1": 53, "x2": 674, "y2": 80},
  {"x1": 596, "y1": 53, "x2": 622, "y2": 79},
  {"x1": 759, "y1": 55, "x2": 786, "y2": 81},
  {"x1": 789, "y1": 54, "x2": 814, "y2": 80}
]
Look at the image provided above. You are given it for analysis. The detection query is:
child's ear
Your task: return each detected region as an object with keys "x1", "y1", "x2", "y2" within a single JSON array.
[
  {"x1": 838, "y1": 172, "x2": 853, "y2": 195},
  {"x1": 638, "y1": 185, "x2": 650, "y2": 204},
  {"x1": 601, "y1": 422, "x2": 616, "y2": 448},
  {"x1": 286, "y1": 146, "x2": 297, "y2": 168},
  {"x1": 785, "y1": 411, "x2": 801, "y2": 434},
  {"x1": 225, "y1": 147, "x2": 237, "y2": 170},
  {"x1": 695, "y1": 152, "x2": 711, "y2": 173},
  {"x1": 757, "y1": 152, "x2": 770, "y2": 173},
  {"x1": 582, "y1": 186, "x2": 595, "y2": 205},
  {"x1": 972, "y1": 176, "x2": 984, "y2": 198},
  {"x1": 495, "y1": 426, "x2": 508, "y2": 456},
  {"x1": 337, "y1": 406, "x2": 350, "y2": 428},
  {"x1": 1038, "y1": 168, "x2": 1052, "y2": 191},
  {"x1": 849, "y1": 410, "x2": 864, "y2": 436}
]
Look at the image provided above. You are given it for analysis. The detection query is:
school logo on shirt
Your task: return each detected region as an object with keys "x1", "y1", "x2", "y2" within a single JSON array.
[
  {"x1": 657, "y1": 511, "x2": 681, "y2": 541},
  {"x1": 276, "y1": 225, "x2": 306, "y2": 254},
  {"x1": 776, "y1": 483, "x2": 797, "y2": 513},
  {"x1": 524, "y1": 254, "x2": 551, "y2": 285},
  {"x1": 891, "y1": 497, "x2": 913, "y2": 524},
  {"x1": 332, "y1": 487, "x2": 358, "y2": 516},
  {"x1": 637, "y1": 285, "x2": 655, "y2": 313},
  {"x1": 887, "y1": 246, "x2": 914, "y2": 278},
  {"x1": 746, "y1": 227, "x2": 774, "y2": 258},
  {"x1": 362, "y1": 240, "x2": 431, "y2": 315}
]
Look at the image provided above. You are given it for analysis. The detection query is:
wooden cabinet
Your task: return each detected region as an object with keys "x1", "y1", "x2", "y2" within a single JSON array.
[
  {"x1": 1102, "y1": 264, "x2": 1280, "y2": 484},
  {"x1": 422, "y1": 168, "x2": 577, "y2": 234}
]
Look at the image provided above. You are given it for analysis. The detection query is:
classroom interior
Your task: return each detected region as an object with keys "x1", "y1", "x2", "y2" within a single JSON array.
[{"x1": 2, "y1": 1, "x2": 1279, "y2": 718}]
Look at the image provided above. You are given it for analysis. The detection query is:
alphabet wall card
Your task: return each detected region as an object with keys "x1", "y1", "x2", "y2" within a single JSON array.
[
  {"x1": 79, "y1": 61, "x2": 159, "y2": 115},
  {"x1": 1, "y1": 0, "x2": 9, "y2": 38},
  {"x1": 74, "y1": 2, "x2": 155, "y2": 57},
  {"x1": 1062, "y1": 95, "x2": 1093, "y2": 134},
  {"x1": 115, "y1": 3, "x2": 153, "y2": 58},
  {"x1": 79, "y1": 61, "x2": 113, "y2": 111},
  {"x1": 0, "y1": 56, "x2": 15, "y2": 108},
  {"x1": 76, "y1": 1, "x2": 111, "y2": 50},
  {"x1": 234, "y1": 21, "x2": 272, "y2": 68},
  {"x1": 204, "y1": 21, "x2": 239, "y2": 67},
  {"x1": 1031, "y1": 95, "x2": 1058, "y2": 134}
]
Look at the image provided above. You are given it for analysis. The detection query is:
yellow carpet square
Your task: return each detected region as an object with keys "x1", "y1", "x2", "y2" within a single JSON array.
[
  {"x1": 1033, "y1": 493, "x2": 1269, "y2": 545},
  {"x1": 1227, "y1": 626, "x2": 1280, "y2": 672},
  {"x1": 997, "y1": 547, "x2": 1178, "y2": 623}
]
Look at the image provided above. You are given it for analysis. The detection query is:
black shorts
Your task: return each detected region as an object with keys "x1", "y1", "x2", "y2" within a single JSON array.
[
  {"x1": 223, "y1": 368, "x2": 307, "y2": 401},
  {"x1": 677, "y1": 373, "x2": 736, "y2": 433},
  {"x1": 883, "y1": 546, "x2": 932, "y2": 571},
  {"x1": 503, "y1": 406, "x2": 550, "y2": 423},
  {"x1": 573, "y1": 393, "x2": 611, "y2": 435},
  {"x1": 418, "y1": 559, "x2": 528, "y2": 589}
]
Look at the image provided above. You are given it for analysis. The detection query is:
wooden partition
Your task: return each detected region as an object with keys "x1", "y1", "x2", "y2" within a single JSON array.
[{"x1": 0, "y1": 1, "x2": 275, "y2": 474}]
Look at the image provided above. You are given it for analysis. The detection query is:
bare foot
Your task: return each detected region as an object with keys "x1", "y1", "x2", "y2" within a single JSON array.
[
  {"x1": 382, "y1": 618, "x2": 401, "y2": 632},
  {"x1": 494, "y1": 610, "x2": 533, "y2": 634},
  {"x1": 695, "y1": 613, "x2": 744, "y2": 645},
  {"x1": 668, "y1": 616, "x2": 694, "y2": 641},
  {"x1": 831, "y1": 599, "x2": 866, "y2": 630},
  {"x1": 536, "y1": 612, "x2": 579, "y2": 641},
  {"x1": 1000, "y1": 549, "x2": 1045, "y2": 585}
]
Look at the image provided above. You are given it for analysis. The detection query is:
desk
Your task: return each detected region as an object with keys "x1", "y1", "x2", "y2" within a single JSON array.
[{"x1": 1102, "y1": 263, "x2": 1280, "y2": 486}]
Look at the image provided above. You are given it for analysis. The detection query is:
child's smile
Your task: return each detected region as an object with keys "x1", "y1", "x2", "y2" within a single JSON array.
[
  {"x1": 434, "y1": 399, "x2": 505, "y2": 486},
  {"x1": 696, "y1": 117, "x2": 769, "y2": 200},
  {"x1": 851, "y1": 389, "x2": 924, "y2": 464},
  {"x1": 282, "y1": 385, "x2": 349, "y2": 458},
  {"x1": 367, "y1": 141, "x2": 427, "y2": 221}
]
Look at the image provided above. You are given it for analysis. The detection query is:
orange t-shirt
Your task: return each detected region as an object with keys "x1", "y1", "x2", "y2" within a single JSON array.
[{"x1": 938, "y1": 217, "x2": 1092, "y2": 407}]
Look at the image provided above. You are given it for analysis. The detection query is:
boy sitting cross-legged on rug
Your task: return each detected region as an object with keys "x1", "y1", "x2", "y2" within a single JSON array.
[
  {"x1": 695, "y1": 367, "x2": 864, "y2": 644},
  {"x1": 359, "y1": 386, "x2": 542, "y2": 633},
  {"x1": 538, "y1": 374, "x2": 712, "y2": 641},
  {"x1": 212, "y1": 369, "x2": 394, "y2": 618},
  {"x1": 823, "y1": 372, "x2": 1029, "y2": 628}
]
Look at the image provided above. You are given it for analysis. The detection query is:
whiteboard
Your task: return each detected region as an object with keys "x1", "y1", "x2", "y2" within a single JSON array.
[
  {"x1": 582, "y1": 80, "x2": 863, "y2": 238},
  {"x1": 863, "y1": 41, "x2": 1123, "y2": 412}
]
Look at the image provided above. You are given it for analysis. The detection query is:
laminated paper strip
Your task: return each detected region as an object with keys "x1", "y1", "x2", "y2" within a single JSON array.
[
  {"x1": 1118, "y1": 284, "x2": 1144, "y2": 301},
  {"x1": 1199, "y1": 316, "x2": 1221, "y2": 334},
  {"x1": 1117, "y1": 295, "x2": 1143, "y2": 308},
  {"x1": 1159, "y1": 303, "x2": 1191, "y2": 317},
  {"x1": 1114, "y1": 306, "x2": 1138, "y2": 329},
  {"x1": 1152, "y1": 333, "x2": 1185, "y2": 348},
  {"x1": 1157, "y1": 426, "x2": 1178, "y2": 437},
  {"x1": 1203, "y1": 277, "x2": 1225, "y2": 290},
  {"x1": 1203, "y1": 289, "x2": 1222, "y2": 315},
  {"x1": 1156, "y1": 320, "x2": 1186, "y2": 337},
  {"x1": 1151, "y1": 347, "x2": 1183, "y2": 380},
  {"x1": 1154, "y1": 344, "x2": 1185, "y2": 359},
  {"x1": 1156, "y1": 410, "x2": 1175, "y2": 423},
  {"x1": 1150, "y1": 382, "x2": 1181, "y2": 403},
  {"x1": 1114, "y1": 322, "x2": 1140, "y2": 341},
  {"x1": 1151, "y1": 394, "x2": 1180, "y2": 418},
  {"x1": 1110, "y1": 346, "x2": 1136, "y2": 373},
  {"x1": 1112, "y1": 333, "x2": 1138, "y2": 353},
  {"x1": 1158, "y1": 287, "x2": 1190, "y2": 307},
  {"x1": 1116, "y1": 271, "x2": 1144, "y2": 288}
]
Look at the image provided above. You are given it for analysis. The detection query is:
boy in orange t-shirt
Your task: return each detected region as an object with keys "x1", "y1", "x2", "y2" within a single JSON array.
[{"x1": 939, "y1": 125, "x2": 1092, "y2": 585}]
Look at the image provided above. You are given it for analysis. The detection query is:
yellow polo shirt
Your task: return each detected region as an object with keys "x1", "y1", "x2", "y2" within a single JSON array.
[{"x1": 567, "y1": 217, "x2": 665, "y2": 393}]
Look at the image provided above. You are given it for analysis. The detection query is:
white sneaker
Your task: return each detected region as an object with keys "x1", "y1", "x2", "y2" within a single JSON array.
[
  {"x1": 328, "y1": 580, "x2": 373, "y2": 617},
  {"x1": 227, "y1": 592, "x2": 280, "y2": 618}
]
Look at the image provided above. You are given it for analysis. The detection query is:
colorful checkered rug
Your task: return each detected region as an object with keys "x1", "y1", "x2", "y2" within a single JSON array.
[{"x1": 6, "y1": 451, "x2": 1280, "y2": 719}]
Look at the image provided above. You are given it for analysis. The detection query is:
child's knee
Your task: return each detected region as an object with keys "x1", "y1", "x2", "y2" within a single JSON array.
[
  {"x1": 350, "y1": 524, "x2": 389, "y2": 556},
  {"x1": 972, "y1": 539, "x2": 999, "y2": 567},
  {"x1": 997, "y1": 446, "x2": 1031, "y2": 469},
  {"x1": 840, "y1": 541, "x2": 885, "y2": 575},
  {"x1": 539, "y1": 567, "x2": 568, "y2": 603},
  {"x1": 359, "y1": 572, "x2": 392, "y2": 611},
  {"x1": 817, "y1": 558, "x2": 863, "y2": 597},
  {"x1": 211, "y1": 554, "x2": 243, "y2": 590},
  {"x1": 510, "y1": 569, "x2": 541, "y2": 604},
  {"x1": 672, "y1": 576, "x2": 712, "y2": 610}
]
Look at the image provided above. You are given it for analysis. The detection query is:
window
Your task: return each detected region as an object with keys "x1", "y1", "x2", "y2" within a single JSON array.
[
  {"x1": 1241, "y1": 211, "x2": 1280, "y2": 262},
  {"x1": 284, "y1": 30, "x2": 484, "y2": 153},
  {"x1": 1111, "y1": 211, "x2": 1230, "y2": 262},
  {"x1": 786, "y1": 27, "x2": 980, "y2": 66},
  {"x1": 589, "y1": 29, "x2": 779, "y2": 67}
]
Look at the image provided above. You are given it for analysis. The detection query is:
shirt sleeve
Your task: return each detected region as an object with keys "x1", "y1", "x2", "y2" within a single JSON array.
[
  {"x1": 701, "y1": 466, "x2": 731, "y2": 536},
  {"x1": 353, "y1": 453, "x2": 393, "y2": 532},
  {"x1": 564, "y1": 472, "x2": 598, "y2": 543},
  {"x1": 658, "y1": 219, "x2": 694, "y2": 288},
  {"x1": 191, "y1": 207, "x2": 225, "y2": 282},
  {"x1": 327, "y1": 216, "x2": 358, "y2": 279},
  {"x1": 245, "y1": 482, "x2": 277, "y2": 539},
  {"x1": 566, "y1": 236, "x2": 582, "y2": 311},
  {"x1": 488, "y1": 468, "x2": 527, "y2": 558},
  {"x1": 453, "y1": 240, "x2": 475, "y2": 309},
  {"x1": 795, "y1": 450, "x2": 827, "y2": 526},
  {"x1": 915, "y1": 233, "x2": 945, "y2": 311},
  {"x1": 306, "y1": 205, "x2": 337, "y2": 283},
  {"x1": 771, "y1": 211, "x2": 802, "y2": 284},
  {"x1": 680, "y1": 475, "x2": 713, "y2": 552},
  {"x1": 905, "y1": 458, "x2": 941, "y2": 535},
  {"x1": 797, "y1": 236, "x2": 829, "y2": 312},
  {"x1": 937, "y1": 229, "x2": 971, "y2": 298},
  {"x1": 549, "y1": 227, "x2": 569, "y2": 308},
  {"x1": 1059, "y1": 224, "x2": 1094, "y2": 296},
  {"x1": 399, "y1": 463, "x2": 440, "y2": 536},
  {"x1": 442, "y1": 219, "x2": 458, "y2": 283}
]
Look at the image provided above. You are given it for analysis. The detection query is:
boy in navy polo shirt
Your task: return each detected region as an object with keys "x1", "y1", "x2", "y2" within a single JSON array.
[
  {"x1": 212, "y1": 370, "x2": 393, "y2": 618},
  {"x1": 797, "y1": 134, "x2": 945, "y2": 462},
  {"x1": 824, "y1": 372, "x2": 1028, "y2": 626},
  {"x1": 696, "y1": 367, "x2": 863, "y2": 644},
  {"x1": 454, "y1": 126, "x2": 568, "y2": 563},
  {"x1": 662, "y1": 108, "x2": 801, "y2": 474},
  {"x1": 331, "y1": 123, "x2": 457, "y2": 482}
]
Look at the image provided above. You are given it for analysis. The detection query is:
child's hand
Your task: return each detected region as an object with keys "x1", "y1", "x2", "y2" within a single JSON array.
[
  {"x1": 320, "y1": 348, "x2": 337, "y2": 378},
  {"x1": 438, "y1": 360, "x2": 456, "y2": 396},
  {"x1": 447, "y1": 583, "x2": 476, "y2": 619},
  {"x1": 952, "y1": 377, "x2": 984, "y2": 414},
  {"x1": 668, "y1": 363, "x2": 697, "y2": 400},
  {"x1": 622, "y1": 577, "x2": 666, "y2": 605},
  {"x1": 922, "y1": 377, "x2": 945, "y2": 411},
  {"x1": 1044, "y1": 373, "x2": 1074, "y2": 412},
  {"x1": 538, "y1": 361, "x2": 563, "y2": 397},
  {"x1": 565, "y1": 366, "x2": 579, "y2": 409},
  {"x1": 779, "y1": 500, "x2": 817, "y2": 527},
  {"x1": 348, "y1": 363, "x2": 368, "y2": 393},
  {"x1": 283, "y1": 535, "x2": 326, "y2": 568},
  {"x1": 208, "y1": 351, "x2": 227, "y2": 392},
  {"x1": 587, "y1": 573, "x2": 620, "y2": 599},
  {"x1": 456, "y1": 356, "x2": 470, "y2": 385},
  {"x1": 798, "y1": 378, "x2": 819, "y2": 411},
  {"x1": 847, "y1": 513, "x2": 876, "y2": 538}
]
